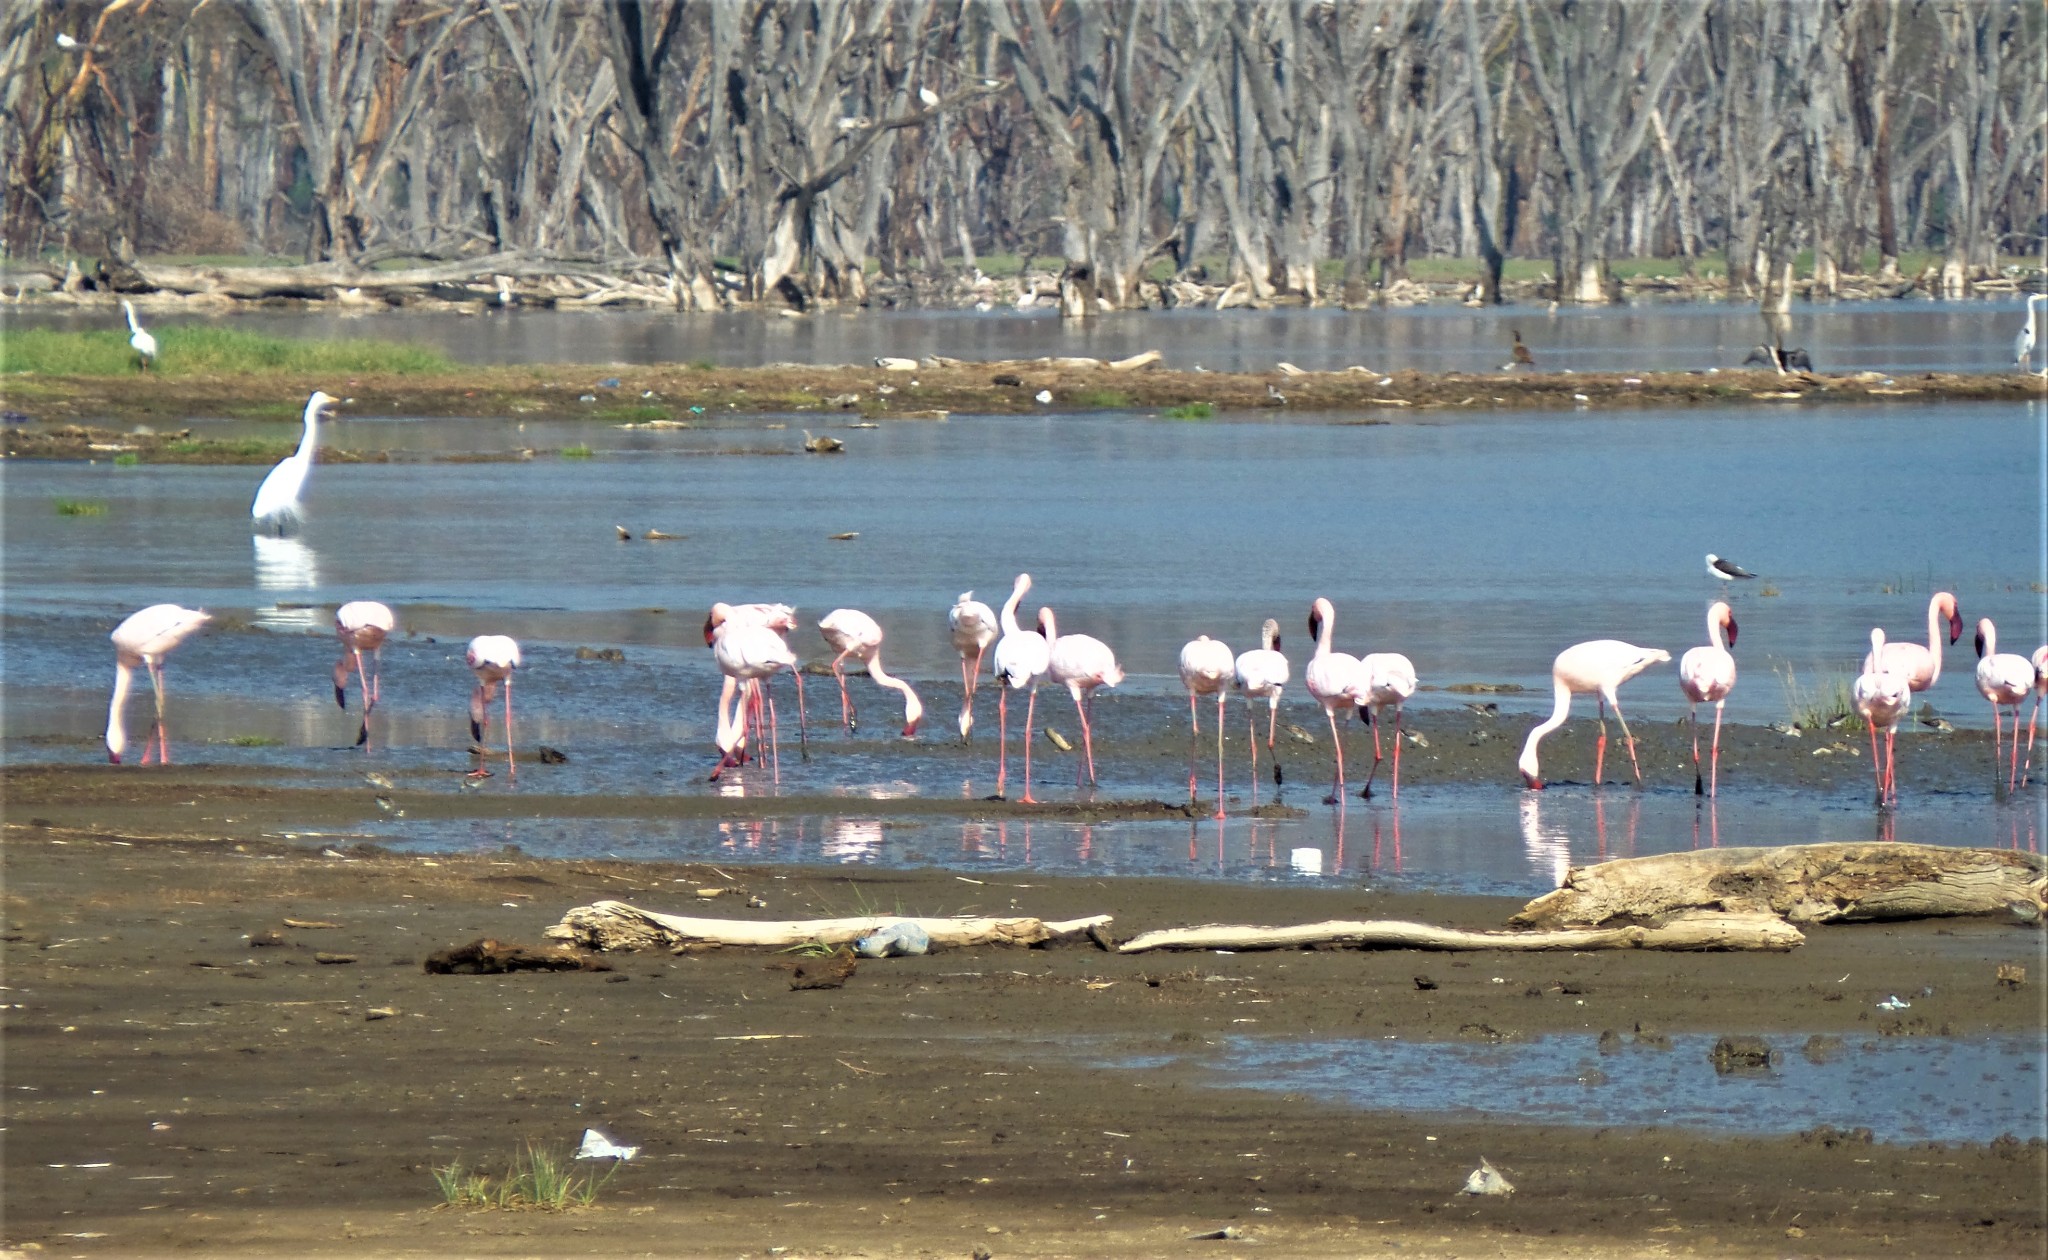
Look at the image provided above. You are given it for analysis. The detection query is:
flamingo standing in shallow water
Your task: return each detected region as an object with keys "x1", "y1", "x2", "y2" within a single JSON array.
[
  {"x1": 464, "y1": 635, "x2": 521, "y2": 779},
  {"x1": 1304, "y1": 598, "x2": 1366, "y2": 804},
  {"x1": 1518, "y1": 640, "x2": 1671, "y2": 789},
  {"x1": 710, "y1": 618, "x2": 803, "y2": 779},
  {"x1": 1041, "y1": 607, "x2": 1122, "y2": 788},
  {"x1": 2025, "y1": 645, "x2": 2048, "y2": 787},
  {"x1": 1178, "y1": 634, "x2": 1234, "y2": 816},
  {"x1": 1234, "y1": 619, "x2": 1289, "y2": 792},
  {"x1": 1972, "y1": 618, "x2": 2033, "y2": 792},
  {"x1": 948, "y1": 591, "x2": 998, "y2": 741},
  {"x1": 105, "y1": 604, "x2": 210, "y2": 764},
  {"x1": 990, "y1": 574, "x2": 1049, "y2": 802},
  {"x1": 1678, "y1": 601, "x2": 1738, "y2": 796},
  {"x1": 1853, "y1": 628, "x2": 1911, "y2": 806},
  {"x1": 818, "y1": 608, "x2": 923, "y2": 738},
  {"x1": 1355, "y1": 650, "x2": 1418, "y2": 801},
  {"x1": 704, "y1": 603, "x2": 804, "y2": 770},
  {"x1": 334, "y1": 600, "x2": 395, "y2": 747},
  {"x1": 1865, "y1": 592, "x2": 1962, "y2": 695}
]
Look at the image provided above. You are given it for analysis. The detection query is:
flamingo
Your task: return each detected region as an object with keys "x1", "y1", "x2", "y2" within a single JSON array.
[
  {"x1": 1864, "y1": 592, "x2": 1962, "y2": 694},
  {"x1": 1355, "y1": 650, "x2": 1419, "y2": 801},
  {"x1": 711, "y1": 619, "x2": 803, "y2": 778},
  {"x1": 1678, "y1": 601, "x2": 1739, "y2": 796},
  {"x1": 105, "y1": 604, "x2": 210, "y2": 764},
  {"x1": 122, "y1": 300, "x2": 157, "y2": 371},
  {"x1": 1853, "y1": 628, "x2": 1911, "y2": 806},
  {"x1": 251, "y1": 390, "x2": 337, "y2": 534},
  {"x1": 2024, "y1": 645, "x2": 2048, "y2": 787},
  {"x1": 1973, "y1": 618, "x2": 2033, "y2": 792},
  {"x1": 1518, "y1": 640, "x2": 1671, "y2": 789},
  {"x1": 704, "y1": 602, "x2": 805, "y2": 768},
  {"x1": 2015, "y1": 294, "x2": 2045, "y2": 374},
  {"x1": 948, "y1": 591, "x2": 998, "y2": 740},
  {"x1": 1178, "y1": 634, "x2": 1234, "y2": 816},
  {"x1": 1234, "y1": 618, "x2": 1289, "y2": 791},
  {"x1": 818, "y1": 608, "x2": 923, "y2": 738},
  {"x1": 1040, "y1": 606, "x2": 1122, "y2": 788},
  {"x1": 990, "y1": 574, "x2": 1049, "y2": 802},
  {"x1": 464, "y1": 635, "x2": 520, "y2": 779},
  {"x1": 1305, "y1": 598, "x2": 1366, "y2": 804},
  {"x1": 333, "y1": 600, "x2": 395, "y2": 747}
]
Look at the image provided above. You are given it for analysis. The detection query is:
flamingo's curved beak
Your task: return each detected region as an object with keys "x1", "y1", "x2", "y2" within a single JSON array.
[
  {"x1": 1307, "y1": 610, "x2": 1322, "y2": 640},
  {"x1": 107, "y1": 750, "x2": 122, "y2": 765},
  {"x1": 1948, "y1": 610, "x2": 1964, "y2": 644},
  {"x1": 1521, "y1": 772, "x2": 1543, "y2": 790},
  {"x1": 1975, "y1": 629, "x2": 1988, "y2": 658},
  {"x1": 901, "y1": 721, "x2": 920, "y2": 739},
  {"x1": 702, "y1": 615, "x2": 719, "y2": 647},
  {"x1": 335, "y1": 684, "x2": 349, "y2": 709},
  {"x1": 1726, "y1": 614, "x2": 1739, "y2": 648}
]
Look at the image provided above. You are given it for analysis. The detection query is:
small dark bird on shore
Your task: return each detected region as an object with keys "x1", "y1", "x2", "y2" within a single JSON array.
[
  {"x1": 1511, "y1": 329, "x2": 1534, "y2": 367},
  {"x1": 1742, "y1": 345, "x2": 1813, "y2": 372}
]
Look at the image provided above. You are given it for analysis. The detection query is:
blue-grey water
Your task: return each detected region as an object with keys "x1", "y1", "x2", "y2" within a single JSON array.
[
  {"x1": 1078, "y1": 1032, "x2": 2046, "y2": 1145},
  {"x1": 13, "y1": 297, "x2": 2043, "y2": 374},
  {"x1": 5, "y1": 401, "x2": 2045, "y2": 891}
]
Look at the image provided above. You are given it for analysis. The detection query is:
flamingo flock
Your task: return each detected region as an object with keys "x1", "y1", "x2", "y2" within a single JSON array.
[{"x1": 98, "y1": 567, "x2": 2043, "y2": 811}]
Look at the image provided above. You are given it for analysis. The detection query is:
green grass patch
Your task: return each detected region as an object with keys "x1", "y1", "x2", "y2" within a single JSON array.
[
  {"x1": 1071, "y1": 389, "x2": 1132, "y2": 409},
  {"x1": 596, "y1": 404, "x2": 669, "y2": 422},
  {"x1": 111, "y1": 452, "x2": 140, "y2": 467},
  {"x1": 689, "y1": 360, "x2": 717, "y2": 372},
  {"x1": 224, "y1": 734, "x2": 281, "y2": 748},
  {"x1": 559, "y1": 444, "x2": 593, "y2": 458},
  {"x1": 0, "y1": 326, "x2": 452, "y2": 377},
  {"x1": 168, "y1": 437, "x2": 294, "y2": 459},
  {"x1": 54, "y1": 498, "x2": 107, "y2": 516},
  {"x1": 1163, "y1": 402, "x2": 1215, "y2": 421},
  {"x1": 433, "y1": 1143, "x2": 616, "y2": 1212},
  {"x1": 1774, "y1": 662, "x2": 1859, "y2": 733}
]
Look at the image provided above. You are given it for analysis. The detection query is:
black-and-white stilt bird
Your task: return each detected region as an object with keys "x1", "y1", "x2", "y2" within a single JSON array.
[{"x1": 1705, "y1": 554, "x2": 1756, "y2": 583}]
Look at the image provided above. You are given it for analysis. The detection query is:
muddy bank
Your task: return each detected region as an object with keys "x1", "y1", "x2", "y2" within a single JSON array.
[
  {"x1": 5, "y1": 361, "x2": 2044, "y2": 460},
  {"x1": 3, "y1": 818, "x2": 2042, "y2": 1258}
]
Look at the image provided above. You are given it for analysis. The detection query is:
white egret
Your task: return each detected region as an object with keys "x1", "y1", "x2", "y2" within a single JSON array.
[
  {"x1": 122, "y1": 300, "x2": 156, "y2": 371},
  {"x1": 251, "y1": 391, "x2": 337, "y2": 534}
]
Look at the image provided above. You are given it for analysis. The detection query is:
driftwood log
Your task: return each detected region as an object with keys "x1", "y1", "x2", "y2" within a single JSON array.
[
  {"x1": 1512, "y1": 843, "x2": 2047, "y2": 929},
  {"x1": 1117, "y1": 911, "x2": 1802, "y2": 955},
  {"x1": 94, "y1": 251, "x2": 677, "y2": 305},
  {"x1": 546, "y1": 899, "x2": 1110, "y2": 953}
]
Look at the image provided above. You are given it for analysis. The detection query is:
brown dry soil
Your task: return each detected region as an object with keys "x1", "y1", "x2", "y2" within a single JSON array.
[
  {"x1": 5, "y1": 764, "x2": 2046, "y2": 1259},
  {"x1": 5, "y1": 363, "x2": 2046, "y2": 464}
]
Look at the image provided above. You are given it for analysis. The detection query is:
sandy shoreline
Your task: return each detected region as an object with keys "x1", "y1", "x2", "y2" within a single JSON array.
[{"x1": 4, "y1": 767, "x2": 2044, "y2": 1258}]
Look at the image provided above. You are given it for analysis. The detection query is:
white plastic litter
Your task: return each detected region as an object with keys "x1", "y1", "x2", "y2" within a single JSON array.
[
  {"x1": 575, "y1": 1128, "x2": 638, "y2": 1161},
  {"x1": 1876, "y1": 995, "x2": 1911, "y2": 1011},
  {"x1": 1461, "y1": 1157, "x2": 1515, "y2": 1196},
  {"x1": 855, "y1": 921, "x2": 931, "y2": 958}
]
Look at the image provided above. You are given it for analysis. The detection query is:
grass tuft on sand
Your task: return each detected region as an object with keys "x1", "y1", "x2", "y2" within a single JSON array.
[
  {"x1": 1, "y1": 327, "x2": 452, "y2": 377},
  {"x1": 433, "y1": 1143, "x2": 615, "y2": 1211}
]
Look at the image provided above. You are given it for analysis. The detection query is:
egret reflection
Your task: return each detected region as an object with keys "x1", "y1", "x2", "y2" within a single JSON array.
[{"x1": 252, "y1": 533, "x2": 320, "y2": 592}]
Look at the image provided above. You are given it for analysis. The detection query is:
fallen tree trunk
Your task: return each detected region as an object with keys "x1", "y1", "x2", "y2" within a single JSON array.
[
  {"x1": 94, "y1": 251, "x2": 667, "y2": 302},
  {"x1": 1512, "y1": 844, "x2": 2047, "y2": 929},
  {"x1": 546, "y1": 899, "x2": 1110, "y2": 953},
  {"x1": 1117, "y1": 911, "x2": 1801, "y2": 954}
]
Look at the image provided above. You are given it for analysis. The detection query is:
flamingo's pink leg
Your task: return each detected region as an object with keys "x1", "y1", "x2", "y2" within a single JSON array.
[
  {"x1": 996, "y1": 687, "x2": 1010, "y2": 795},
  {"x1": 1607, "y1": 695, "x2": 1643, "y2": 784},
  {"x1": 1186, "y1": 692, "x2": 1199, "y2": 805},
  {"x1": 1212, "y1": 693, "x2": 1226, "y2": 819},
  {"x1": 2023, "y1": 697, "x2": 2040, "y2": 787},
  {"x1": 765, "y1": 682, "x2": 781, "y2": 782},
  {"x1": 1594, "y1": 697, "x2": 1609, "y2": 784},
  {"x1": 832, "y1": 652, "x2": 855, "y2": 733},
  {"x1": 502, "y1": 677, "x2": 515, "y2": 781},
  {"x1": 1246, "y1": 704, "x2": 1259, "y2": 807},
  {"x1": 1019, "y1": 686, "x2": 1039, "y2": 804},
  {"x1": 1323, "y1": 708, "x2": 1346, "y2": 804},
  {"x1": 1709, "y1": 702, "x2": 1724, "y2": 797},
  {"x1": 1689, "y1": 703, "x2": 1703, "y2": 794},
  {"x1": 1390, "y1": 706, "x2": 1403, "y2": 801},
  {"x1": 1074, "y1": 688, "x2": 1098, "y2": 788}
]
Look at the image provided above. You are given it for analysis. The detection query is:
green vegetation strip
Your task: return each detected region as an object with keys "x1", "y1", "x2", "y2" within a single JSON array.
[{"x1": 1, "y1": 327, "x2": 451, "y2": 377}]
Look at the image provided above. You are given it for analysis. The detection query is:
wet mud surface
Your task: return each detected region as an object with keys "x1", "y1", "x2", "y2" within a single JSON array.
[{"x1": 4, "y1": 775, "x2": 2043, "y2": 1258}]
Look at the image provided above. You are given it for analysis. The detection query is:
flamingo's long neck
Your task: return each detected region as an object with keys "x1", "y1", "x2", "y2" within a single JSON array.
[
  {"x1": 105, "y1": 660, "x2": 134, "y2": 759},
  {"x1": 1518, "y1": 675, "x2": 1575, "y2": 783},
  {"x1": 864, "y1": 651, "x2": 922, "y2": 731},
  {"x1": 1038, "y1": 608, "x2": 1058, "y2": 652},
  {"x1": 999, "y1": 577, "x2": 1030, "y2": 636},
  {"x1": 1979, "y1": 620, "x2": 1997, "y2": 658},
  {"x1": 1708, "y1": 608, "x2": 1728, "y2": 653},
  {"x1": 1312, "y1": 606, "x2": 1334, "y2": 660},
  {"x1": 1922, "y1": 599, "x2": 1945, "y2": 684}
]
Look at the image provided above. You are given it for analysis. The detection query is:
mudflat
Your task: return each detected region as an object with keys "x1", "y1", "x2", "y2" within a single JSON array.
[{"x1": 4, "y1": 762, "x2": 2043, "y2": 1259}]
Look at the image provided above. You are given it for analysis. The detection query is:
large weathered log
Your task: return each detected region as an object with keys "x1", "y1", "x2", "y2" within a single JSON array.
[
  {"x1": 1512, "y1": 844, "x2": 2047, "y2": 929},
  {"x1": 1118, "y1": 911, "x2": 1801, "y2": 954},
  {"x1": 100, "y1": 252, "x2": 660, "y2": 301},
  {"x1": 546, "y1": 899, "x2": 1110, "y2": 953}
]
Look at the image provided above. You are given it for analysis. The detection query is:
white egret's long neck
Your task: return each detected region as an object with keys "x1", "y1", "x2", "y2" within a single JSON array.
[{"x1": 294, "y1": 404, "x2": 322, "y2": 460}]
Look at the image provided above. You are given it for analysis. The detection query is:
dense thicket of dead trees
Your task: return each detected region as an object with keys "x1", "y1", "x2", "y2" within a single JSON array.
[{"x1": 4, "y1": 0, "x2": 2042, "y2": 308}]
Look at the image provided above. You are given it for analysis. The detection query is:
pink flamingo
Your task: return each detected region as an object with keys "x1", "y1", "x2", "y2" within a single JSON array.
[
  {"x1": 704, "y1": 602, "x2": 805, "y2": 769},
  {"x1": 1355, "y1": 650, "x2": 1418, "y2": 801},
  {"x1": 105, "y1": 604, "x2": 210, "y2": 764},
  {"x1": 1304, "y1": 598, "x2": 1365, "y2": 804},
  {"x1": 818, "y1": 608, "x2": 924, "y2": 738},
  {"x1": 1853, "y1": 628, "x2": 1911, "y2": 807},
  {"x1": 1973, "y1": 618, "x2": 2033, "y2": 792},
  {"x1": 2024, "y1": 645, "x2": 2048, "y2": 787},
  {"x1": 949, "y1": 591, "x2": 998, "y2": 741},
  {"x1": 710, "y1": 618, "x2": 802, "y2": 779},
  {"x1": 1233, "y1": 618, "x2": 1289, "y2": 793},
  {"x1": 1178, "y1": 634, "x2": 1234, "y2": 816},
  {"x1": 465, "y1": 635, "x2": 521, "y2": 779},
  {"x1": 1678, "y1": 601, "x2": 1738, "y2": 796},
  {"x1": 1518, "y1": 640, "x2": 1671, "y2": 789},
  {"x1": 991, "y1": 574, "x2": 1049, "y2": 802},
  {"x1": 1041, "y1": 606, "x2": 1123, "y2": 788},
  {"x1": 333, "y1": 600, "x2": 395, "y2": 747},
  {"x1": 1865, "y1": 592, "x2": 1962, "y2": 694}
]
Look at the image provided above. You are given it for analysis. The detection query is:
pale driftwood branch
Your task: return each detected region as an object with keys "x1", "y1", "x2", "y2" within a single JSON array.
[
  {"x1": 105, "y1": 251, "x2": 664, "y2": 301},
  {"x1": 1117, "y1": 911, "x2": 1802, "y2": 955},
  {"x1": 545, "y1": 899, "x2": 1110, "y2": 953},
  {"x1": 1512, "y1": 844, "x2": 2047, "y2": 929}
]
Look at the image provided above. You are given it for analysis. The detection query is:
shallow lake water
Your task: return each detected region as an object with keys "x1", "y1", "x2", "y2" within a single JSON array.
[
  {"x1": 15, "y1": 297, "x2": 2041, "y2": 375},
  {"x1": 7, "y1": 400, "x2": 2045, "y2": 892}
]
